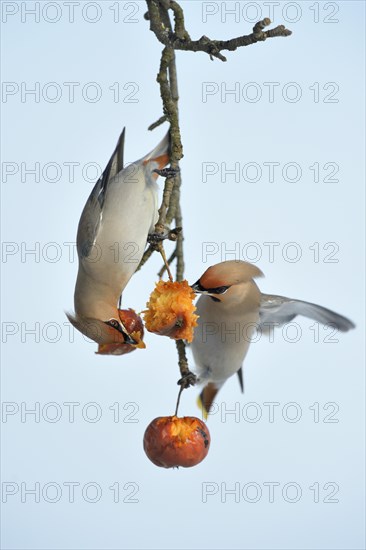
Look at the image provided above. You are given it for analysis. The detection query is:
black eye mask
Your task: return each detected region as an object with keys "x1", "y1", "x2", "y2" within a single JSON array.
[
  {"x1": 191, "y1": 281, "x2": 230, "y2": 295},
  {"x1": 104, "y1": 319, "x2": 137, "y2": 345},
  {"x1": 105, "y1": 318, "x2": 123, "y2": 332}
]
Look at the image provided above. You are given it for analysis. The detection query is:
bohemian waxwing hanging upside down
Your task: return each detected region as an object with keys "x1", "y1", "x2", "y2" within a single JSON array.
[
  {"x1": 191, "y1": 260, "x2": 355, "y2": 415},
  {"x1": 67, "y1": 128, "x2": 170, "y2": 345}
]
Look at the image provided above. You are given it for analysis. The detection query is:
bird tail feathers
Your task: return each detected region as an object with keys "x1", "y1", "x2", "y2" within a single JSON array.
[{"x1": 197, "y1": 382, "x2": 221, "y2": 420}]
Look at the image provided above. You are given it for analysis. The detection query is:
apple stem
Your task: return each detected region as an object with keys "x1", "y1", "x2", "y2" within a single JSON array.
[
  {"x1": 158, "y1": 243, "x2": 174, "y2": 282},
  {"x1": 174, "y1": 385, "x2": 184, "y2": 416}
]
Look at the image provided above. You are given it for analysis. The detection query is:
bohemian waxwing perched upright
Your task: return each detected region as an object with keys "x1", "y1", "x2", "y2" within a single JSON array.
[
  {"x1": 67, "y1": 128, "x2": 170, "y2": 345},
  {"x1": 191, "y1": 260, "x2": 355, "y2": 415}
]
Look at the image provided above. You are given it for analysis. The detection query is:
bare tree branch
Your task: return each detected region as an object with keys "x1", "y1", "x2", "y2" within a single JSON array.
[
  {"x1": 142, "y1": 0, "x2": 292, "y2": 389},
  {"x1": 146, "y1": 0, "x2": 291, "y2": 61}
]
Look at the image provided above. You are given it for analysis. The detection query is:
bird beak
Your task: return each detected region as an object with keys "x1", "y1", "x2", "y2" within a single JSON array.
[
  {"x1": 117, "y1": 322, "x2": 138, "y2": 345},
  {"x1": 105, "y1": 318, "x2": 138, "y2": 345},
  {"x1": 191, "y1": 281, "x2": 207, "y2": 294},
  {"x1": 123, "y1": 332, "x2": 138, "y2": 345}
]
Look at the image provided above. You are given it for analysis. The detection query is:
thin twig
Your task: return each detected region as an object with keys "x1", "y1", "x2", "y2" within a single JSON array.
[
  {"x1": 136, "y1": 245, "x2": 154, "y2": 272},
  {"x1": 174, "y1": 203, "x2": 184, "y2": 281},
  {"x1": 174, "y1": 384, "x2": 184, "y2": 416},
  {"x1": 157, "y1": 249, "x2": 176, "y2": 278},
  {"x1": 146, "y1": 1, "x2": 291, "y2": 61},
  {"x1": 157, "y1": 242, "x2": 173, "y2": 282},
  {"x1": 176, "y1": 339, "x2": 196, "y2": 388},
  {"x1": 148, "y1": 115, "x2": 167, "y2": 131}
]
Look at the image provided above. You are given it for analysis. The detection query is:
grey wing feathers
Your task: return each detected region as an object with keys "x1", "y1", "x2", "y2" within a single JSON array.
[
  {"x1": 76, "y1": 128, "x2": 125, "y2": 258},
  {"x1": 97, "y1": 127, "x2": 125, "y2": 205},
  {"x1": 76, "y1": 181, "x2": 103, "y2": 258},
  {"x1": 259, "y1": 294, "x2": 355, "y2": 332}
]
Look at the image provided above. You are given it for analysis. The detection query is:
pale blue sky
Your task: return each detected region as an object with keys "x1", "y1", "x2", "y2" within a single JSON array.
[{"x1": 1, "y1": 2, "x2": 365, "y2": 549}]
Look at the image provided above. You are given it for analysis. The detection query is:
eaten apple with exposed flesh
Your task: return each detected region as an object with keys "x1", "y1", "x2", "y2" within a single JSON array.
[
  {"x1": 143, "y1": 416, "x2": 210, "y2": 468},
  {"x1": 143, "y1": 280, "x2": 198, "y2": 343}
]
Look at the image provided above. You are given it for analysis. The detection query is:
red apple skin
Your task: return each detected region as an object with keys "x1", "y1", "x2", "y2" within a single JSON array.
[
  {"x1": 148, "y1": 315, "x2": 187, "y2": 340},
  {"x1": 96, "y1": 309, "x2": 144, "y2": 355},
  {"x1": 118, "y1": 309, "x2": 144, "y2": 336},
  {"x1": 143, "y1": 416, "x2": 210, "y2": 468}
]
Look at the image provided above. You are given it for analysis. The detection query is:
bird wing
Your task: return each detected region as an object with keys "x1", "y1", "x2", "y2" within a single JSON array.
[
  {"x1": 259, "y1": 294, "x2": 355, "y2": 332},
  {"x1": 76, "y1": 128, "x2": 125, "y2": 258},
  {"x1": 99, "y1": 127, "x2": 126, "y2": 199}
]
